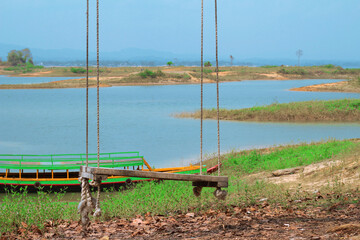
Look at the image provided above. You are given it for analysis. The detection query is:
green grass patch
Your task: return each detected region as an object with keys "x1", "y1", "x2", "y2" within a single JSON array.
[
  {"x1": 178, "y1": 99, "x2": 360, "y2": 122},
  {"x1": 261, "y1": 65, "x2": 278, "y2": 68},
  {"x1": 4, "y1": 63, "x2": 44, "y2": 73},
  {"x1": 0, "y1": 189, "x2": 75, "y2": 233},
  {"x1": 222, "y1": 140, "x2": 356, "y2": 174},
  {"x1": 70, "y1": 67, "x2": 86, "y2": 74},
  {"x1": 320, "y1": 64, "x2": 336, "y2": 69}
]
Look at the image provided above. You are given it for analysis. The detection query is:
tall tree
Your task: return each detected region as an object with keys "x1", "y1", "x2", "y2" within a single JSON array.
[
  {"x1": 7, "y1": 50, "x2": 21, "y2": 66},
  {"x1": 7, "y1": 49, "x2": 33, "y2": 66},
  {"x1": 21, "y1": 48, "x2": 33, "y2": 64}
]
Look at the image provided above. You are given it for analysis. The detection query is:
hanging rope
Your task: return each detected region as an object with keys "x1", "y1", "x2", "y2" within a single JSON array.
[
  {"x1": 86, "y1": 0, "x2": 89, "y2": 167},
  {"x1": 215, "y1": 0, "x2": 221, "y2": 176},
  {"x1": 79, "y1": 0, "x2": 93, "y2": 231},
  {"x1": 97, "y1": 0, "x2": 100, "y2": 168},
  {"x1": 200, "y1": 0, "x2": 204, "y2": 175},
  {"x1": 79, "y1": 0, "x2": 101, "y2": 231},
  {"x1": 90, "y1": 178, "x2": 102, "y2": 217},
  {"x1": 95, "y1": 0, "x2": 102, "y2": 216},
  {"x1": 78, "y1": 177, "x2": 95, "y2": 229}
]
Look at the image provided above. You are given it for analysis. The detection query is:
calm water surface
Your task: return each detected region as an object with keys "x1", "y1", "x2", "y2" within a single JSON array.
[
  {"x1": 0, "y1": 75, "x2": 80, "y2": 85},
  {"x1": 0, "y1": 79, "x2": 359, "y2": 167}
]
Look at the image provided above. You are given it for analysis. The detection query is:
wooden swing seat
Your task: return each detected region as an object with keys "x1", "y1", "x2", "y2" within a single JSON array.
[{"x1": 80, "y1": 166, "x2": 228, "y2": 188}]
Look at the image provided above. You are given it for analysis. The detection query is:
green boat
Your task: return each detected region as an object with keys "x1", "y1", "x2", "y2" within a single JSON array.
[{"x1": 0, "y1": 151, "x2": 201, "y2": 192}]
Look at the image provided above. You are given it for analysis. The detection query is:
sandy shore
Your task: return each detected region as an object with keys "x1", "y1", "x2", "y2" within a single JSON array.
[{"x1": 291, "y1": 80, "x2": 360, "y2": 93}]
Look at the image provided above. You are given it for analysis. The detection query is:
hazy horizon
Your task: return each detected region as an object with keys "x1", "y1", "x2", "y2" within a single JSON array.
[{"x1": 1, "y1": 0, "x2": 360, "y2": 63}]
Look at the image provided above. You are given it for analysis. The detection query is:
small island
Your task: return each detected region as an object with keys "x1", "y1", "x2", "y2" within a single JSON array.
[{"x1": 176, "y1": 99, "x2": 360, "y2": 122}]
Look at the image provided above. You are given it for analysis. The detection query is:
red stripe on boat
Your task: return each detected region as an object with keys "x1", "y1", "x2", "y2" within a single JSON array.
[{"x1": 206, "y1": 163, "x2": 222, "y2": 174}]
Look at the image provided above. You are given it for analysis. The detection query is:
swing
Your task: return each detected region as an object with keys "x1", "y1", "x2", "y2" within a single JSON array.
[{"x1": 78, "y1": 0, "x2": 228, "y2": 229}]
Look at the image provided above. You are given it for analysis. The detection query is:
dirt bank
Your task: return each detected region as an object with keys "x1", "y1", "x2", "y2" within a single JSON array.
[{"x1": 291, "y1": 81, "x2": 360, "y2": 93}]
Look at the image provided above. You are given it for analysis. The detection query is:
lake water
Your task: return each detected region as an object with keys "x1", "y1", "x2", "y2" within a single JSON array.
[
  {"x1": 0, "y1": 75, "x2": 80, "y2": 85},
  {"x1": 0, "y1": 78, "x2": 359, "y2": 167}
]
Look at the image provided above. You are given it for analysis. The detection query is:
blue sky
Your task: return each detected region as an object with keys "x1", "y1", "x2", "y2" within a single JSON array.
[{"x1": 1, "y1": 0, "x2": 360, "y2": 60}]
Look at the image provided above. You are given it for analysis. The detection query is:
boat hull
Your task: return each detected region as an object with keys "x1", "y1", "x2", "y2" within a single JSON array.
[
  {"x1": 0, "y1": 169, "x2": 200, "y2": 193},
  {"x1": 0, "y1": 178, "x2": 153, "y2": 193}
]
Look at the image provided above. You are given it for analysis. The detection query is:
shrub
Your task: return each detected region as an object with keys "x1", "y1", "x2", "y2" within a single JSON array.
[
  {"x1": 139, "y1": 69, "x2": 156, "y2": 78},
  {"x1": 278, "y1": 68, "x2": 307, "y2": 75},
  {"x1": 321, "y1": 64, "x2": 335, "y2": 69},
  {"x1": 183, "y1": 74, "x2": 191, "y2": 80},
  {"x1": 70, "y1": 67, "x2": 86, "y2": 74},
  {"x1": 138, "y1": 69, "x2": 165, "y2": 78},
  {"x1": 204, "y1": 61, "x2": 212, "y2": 67},
  {"x1": 262, "y1": 65, "x2": 278, "y2": 68},
  {"x1": 155, "y1": 69, "x2": 165, "y2": 77}
]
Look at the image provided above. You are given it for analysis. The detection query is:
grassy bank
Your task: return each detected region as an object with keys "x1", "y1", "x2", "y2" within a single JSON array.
[
  {"x1": 176, "y1": 99, "x2": 360, "y2": 122},
  {"x1": 1, "y1": 65, "x2": 360, "y2": 90},
  {"x1": 1, "y1": 139, "x2": 359, "y2": 234},
  {"x1": 3, "y1": 62, "x2": 44, "y2": 74},
  {"x1": 0, "y1": 69, "x2": 194, "y2": 89}
]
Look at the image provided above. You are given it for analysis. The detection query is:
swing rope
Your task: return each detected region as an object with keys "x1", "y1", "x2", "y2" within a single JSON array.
[
  {"x1": 94, "y1": 0, "x2": 102, "y2": 217},
  {"x1": 86, "y1": 0, "x2": 89, "y2": 167},
  {"x1": 201, "y1": 0, "x2": 221, "y2": 176},
  {"x1": 96, "y1": 0, "x2": 100, "y2": 169},
  {"x1": 200, "y1": 0, "x2": 204, "y2": 175},
  {"x1": 215, "y1": 0, "x2": 221, "y2": 176},
  {"x1": 79, "y1": 0, "x2": 101, "y2": 231}
]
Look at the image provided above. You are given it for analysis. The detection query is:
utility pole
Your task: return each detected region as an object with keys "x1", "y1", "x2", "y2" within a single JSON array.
[{"x1": 296, "y1": 49, "x2": 303, "y2": 66}]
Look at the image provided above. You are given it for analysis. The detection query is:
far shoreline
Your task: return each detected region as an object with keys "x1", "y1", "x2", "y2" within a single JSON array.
[{"x1": 0, "y1": 65, "x2": 359, "y2": 92}]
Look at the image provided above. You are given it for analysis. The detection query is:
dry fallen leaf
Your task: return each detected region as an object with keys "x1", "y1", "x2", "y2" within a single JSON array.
[{"x1": 131, "y1": 218, "x2": 143, "y2": 227}]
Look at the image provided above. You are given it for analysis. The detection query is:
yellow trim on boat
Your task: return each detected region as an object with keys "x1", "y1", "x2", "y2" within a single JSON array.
[
  {"x1": 0, "y1": 165, "x2": 200, "y2": 182},
  {"x1": 143, "y1": 158, "x2": 153, "y2": 171}
]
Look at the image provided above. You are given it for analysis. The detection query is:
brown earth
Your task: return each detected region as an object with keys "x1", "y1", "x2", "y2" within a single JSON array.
[
  {"x1": 5, "y1": 204, "x2": 360, "y2": 239},
  {"x1": 210, "y1": 71, "x2": 237, "y2": 77},
  {"x1": 291, "y1": 81, "x2": 360, "y2": 93},
  {"x1": 257, "y1": 72, "x2": 289, "y2": 80},
  {"x1": 19, "y1": 71, "x2": 53, "y2": 77}
]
